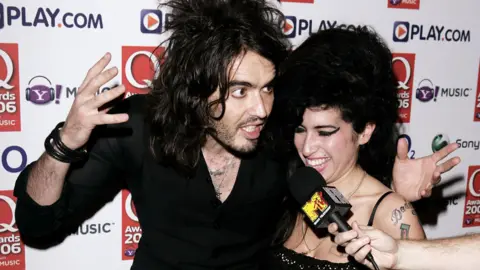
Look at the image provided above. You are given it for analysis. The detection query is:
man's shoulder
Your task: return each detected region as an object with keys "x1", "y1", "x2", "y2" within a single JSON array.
[{"x1": 108, "y1": 94, "x2": 147, "y2": 117}]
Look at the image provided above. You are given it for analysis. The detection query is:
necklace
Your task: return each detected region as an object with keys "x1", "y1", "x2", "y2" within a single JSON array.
[
  {"x1": 346, "y1": 171, "x2": 367, "y2": 200},
  {"x1": 300, "y1": 171, "x2": 367, "y2": 255},
  {"x1": 300, "y1": 221, "x2": 324, "y2": 255},
  {"x1": 208, "y1": 158, "x2": 235, "y2": 199}
]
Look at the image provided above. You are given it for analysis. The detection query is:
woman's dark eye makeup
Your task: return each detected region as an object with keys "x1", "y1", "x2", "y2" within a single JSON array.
[{"x1": 294, "y1": 126, "x2": 340, "y2": 137}]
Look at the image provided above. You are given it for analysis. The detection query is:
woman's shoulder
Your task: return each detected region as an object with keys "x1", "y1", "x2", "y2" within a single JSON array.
[{"x1": 365, "y1": 186, "x2": 426, "y2": 240}]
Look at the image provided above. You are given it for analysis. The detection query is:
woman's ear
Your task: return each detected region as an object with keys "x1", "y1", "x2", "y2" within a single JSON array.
[{"x1": 359, "y1": 122, "x2": 376, "y2": 145}]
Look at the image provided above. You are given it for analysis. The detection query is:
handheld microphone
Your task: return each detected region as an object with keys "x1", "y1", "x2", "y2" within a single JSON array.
[{"x1": 288, "y1": 166, "x2": 380, "y2": 270}]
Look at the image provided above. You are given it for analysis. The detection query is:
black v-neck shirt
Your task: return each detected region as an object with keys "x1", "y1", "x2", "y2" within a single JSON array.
[{"x1": 13, "y1": 94, "x2": 288, "y2": 269}]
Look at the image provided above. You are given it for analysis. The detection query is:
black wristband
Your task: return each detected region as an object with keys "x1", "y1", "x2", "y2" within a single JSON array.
[{"x1": 44, "y1": 122, "x2": 88, "y2": 163}]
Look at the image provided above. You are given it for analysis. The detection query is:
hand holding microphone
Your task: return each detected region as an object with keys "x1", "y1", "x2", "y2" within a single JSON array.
[{"x1": 287, "y1": 167, "x2": 382, "y2": 270}]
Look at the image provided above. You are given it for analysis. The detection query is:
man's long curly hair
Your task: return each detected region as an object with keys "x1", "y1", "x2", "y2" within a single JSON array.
[
  {"x1": 265, "y1": 25, "x2": 401, "y2": 245},
  {"x1": 145, "y1": 0, "x2": 290, "y2": 175}
]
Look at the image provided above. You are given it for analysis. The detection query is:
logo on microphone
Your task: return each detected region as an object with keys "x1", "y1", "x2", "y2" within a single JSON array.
[
  {"x1": 302, "y1": 192, "x2": 330, "y2": 225},
  {"x1": 121, "y1": 190, "x2": 142, "y2": 260},
  {"x1": 0, "y1": 43, "x2": 21, "y2": 131},
  {"x1": 0, "y1": 190, "x2": 26, "y2": 269},
  {"x1": 392, "y1": 53, "x2": 415, "y2": 123},
  {"x1": 121, "y1": 46, "x2": 165, "y2": 98}
]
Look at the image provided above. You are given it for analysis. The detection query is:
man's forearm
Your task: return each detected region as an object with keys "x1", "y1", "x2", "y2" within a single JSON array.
[
  {"x1": 396, "y1": 234, "x2": 480, "y2": 270},
  {"x1": 26, "y1": 152, "x2": 70, "y2": 206}
]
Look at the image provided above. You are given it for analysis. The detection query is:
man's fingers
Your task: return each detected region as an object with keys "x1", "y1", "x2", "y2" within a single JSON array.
[
  {"x1": 432, "y1": 142, "x2": 459, "y2": 163},
  {"x1": 334, "y1": 230, "x2": 358, "y2": 246},
  {"x1": 79, "y1": 53, "x2": 112, "y2": 91},
  {"x1": 90, "y1": 113, "x2": 129, "y2": 126},
  {"x1": 396, "y1": 138, "x2": 409, "y2": 161},
  {"x1": 86, "y1": 85, "x2": 125, "y2": 110},
  {"x1": 345, "y1": 235, "x2": 370, "y2": 255},
  {"x1": 78, "y1": 67, "x2": 119, "y2": 102},
  {"x1": 435, "y1": 156, "x2": 461, "y2": 175},
  {"x1": 328, "y1": 223, "x2": 339, "y2": 235},
  {"x1": 422, "y1": 188, "x2": 433, "y2": 198},
  {"x1": 353, "y1": 245, "x2": 373, "y2": 265}
]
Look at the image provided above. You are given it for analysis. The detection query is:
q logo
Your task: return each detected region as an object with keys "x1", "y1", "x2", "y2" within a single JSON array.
[
  {"x1": 124, "y1": 192, "x2": 138, "y2": 222},
  {"x1": 125, "y1": 50, "x2": 160, "y2": 89},
  {"x1": 0, "y1": 194, "x2": 17, "y2": 233},
  {"x1": 432, "y1": 133, "x2": 450, "y2": 153},
  {"x1": 0, "y1": 48, "x2": 14, "y2": 90},
  {"x1": 398, "y1": 134, "x2": 415, "y2": 159}
]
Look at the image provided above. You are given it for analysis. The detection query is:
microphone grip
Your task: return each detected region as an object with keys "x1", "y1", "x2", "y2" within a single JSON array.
[
  {"x1": 329, "y1": 213, "x2": 380, "y2": 270},
  {"x1": 329, "y1": 213, "x2": 351, "y2": 232}
]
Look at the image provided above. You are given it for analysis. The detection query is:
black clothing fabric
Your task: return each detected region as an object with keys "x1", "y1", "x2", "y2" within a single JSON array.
[{"x1": 14, "y1": 94, "x2": 287, "y2": 270}]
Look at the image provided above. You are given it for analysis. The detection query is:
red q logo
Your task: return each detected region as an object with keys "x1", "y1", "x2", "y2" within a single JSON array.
[
  {"x1": 0, "y1": 49, "x2": 14, "y2": 90},
  {"x1": 468, "y1": 168, "x2": 480, "y2": 197},
  {"x1": 463, "y1": 166, "x2": 480, "y2": 228},
  {"x1": 121, "y1": 46, "x2": 164, "y2": 97},
  {"x1": 0, "y1": 194, "x2": 17, "y2": 233},
  {"x1": 124, "y1": 51, "x2": 160, "y2": 90},
  {"x1": 392, "y1": 56, "x2": 412, "y2": 90},
  {"x1": 392, "y1": 53, "x2": 415, "y2": 123},
  {"x1": 124, "y1": 192, "x2": 138, "y2": 222}
]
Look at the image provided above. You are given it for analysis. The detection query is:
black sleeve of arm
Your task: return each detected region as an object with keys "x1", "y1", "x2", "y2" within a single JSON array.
[{"x1": 13, "y1": 95, "x2": 145, "y2": 239}]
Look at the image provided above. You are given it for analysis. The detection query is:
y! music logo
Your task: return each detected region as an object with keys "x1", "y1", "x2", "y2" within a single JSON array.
[
  {"x1": 392, "y1": 53, "x2": 415, "y2": 123},
  {"x1": 463, "y1": 166, "x2": 480, "y2": 227},
  {"x1": 0, "y1": 3, "x2": 103, "y2": 30},
  {"x1": 388, "y1": 0, "x2": 420, "y2": 10},
  {"x1": 25, "y1": 75, "x2": 61, "y2": 105},
  {"x1": 0, "y1": 43, "x2": 20, "y2": 132},
  {"x1": 474, "y1": 62, "x2": 480, "y2": 122},
  {"x1": 122, "y1": 46, "x2": 165, "y2": 97},
  {"x1": 122, "y1": 190, "x2": 141, "y2": 260},
  {"x1": 393, "y1": 21, "x2": 471, "y2": 43},
  {"x1": 415, "y1": 78, "x2": 471, "y2": 103},
  {"x1": 0, "y1": 190, "x2": 25, "y2": 269}
]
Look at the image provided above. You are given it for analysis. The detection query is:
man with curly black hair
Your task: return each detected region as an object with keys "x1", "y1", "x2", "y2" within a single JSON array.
[{"x1": 13, "y1": 1, "x2": 459, "y2": 269}]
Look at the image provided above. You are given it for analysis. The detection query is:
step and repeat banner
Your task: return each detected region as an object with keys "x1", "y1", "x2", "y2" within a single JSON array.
[{"x1": 0, "y1": 0, "x2": 479, "y2": 269}]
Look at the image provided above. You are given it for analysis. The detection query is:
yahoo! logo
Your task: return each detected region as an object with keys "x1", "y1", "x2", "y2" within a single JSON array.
[
  {"x1": 416, "y1": 78, "x2": 471, "y2": 103},
  {"x1": 25, "y1": 75, "x2": 62, "y2": 105}
]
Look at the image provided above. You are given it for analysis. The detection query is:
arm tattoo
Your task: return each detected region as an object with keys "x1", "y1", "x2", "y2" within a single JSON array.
[
  {"x1": 391, "y1": 200, "x2": 416, "y2": 225},
  {"x1": 391, "y1": 209, "x2": 402, "y2": 225},
  {"x1": 400, "y1": 223, "x2": 411, "y2": 239}
]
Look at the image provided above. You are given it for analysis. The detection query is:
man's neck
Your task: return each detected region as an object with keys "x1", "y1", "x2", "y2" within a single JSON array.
[{"x1": 202, "y1": 135, "x2": 232, "y2": 157}]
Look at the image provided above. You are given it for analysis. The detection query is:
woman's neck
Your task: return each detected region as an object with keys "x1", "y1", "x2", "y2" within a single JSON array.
[{"x1": 328, "y1": 165, "x2": 366, "y2": 199}]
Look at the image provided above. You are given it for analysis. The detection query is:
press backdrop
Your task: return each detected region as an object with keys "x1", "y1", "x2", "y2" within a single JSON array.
[{"x1": 0, "y1": 0, "x2": 479, "y2": 269}]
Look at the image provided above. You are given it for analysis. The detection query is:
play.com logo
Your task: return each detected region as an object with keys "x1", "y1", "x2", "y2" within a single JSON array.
[
  {"x1": 0, "y1": 3, "x2": 103, "y2": 30},
  {"x1": 393, "y1": 21, "x2": 470, "y2": 43}
]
